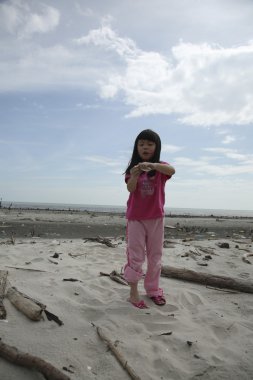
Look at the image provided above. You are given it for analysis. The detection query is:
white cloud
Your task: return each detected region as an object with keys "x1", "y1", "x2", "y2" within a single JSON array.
[
  {"x1": 74, "y1": 24, "x2": 138, "y2": 58},
  {"x1": 169, "y1": 177, "x2": 253, "y2": 210},
  {"x1": 1, "y1": 15, "x2": 253, "y2": 128},
  {"x1": 81, "y1": 25, "x2": 253, "y2": 127},
  {"x1": 222, "y1": 135, "x2": 236, "y2": 144},
  {"x1": 162, "y1": 144, "x2": 184, "y2": 153},
  {"x1": 82, "y1": 155, "x2": 123, "y2": 168},
  {"x1": 203, "y1": 147, "x2": 253, "y2": 162},
  {"x1": 174, "y1": 151, "x2": 253, "y2": 176},
  {"x1": 0, "y1": 0, "x2": 60, "y2": 38}
]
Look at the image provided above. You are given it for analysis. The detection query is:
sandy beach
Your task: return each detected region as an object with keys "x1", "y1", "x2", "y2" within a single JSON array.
[{"x1": 0, "y1": 208, "x2": 253, "y2": 380}]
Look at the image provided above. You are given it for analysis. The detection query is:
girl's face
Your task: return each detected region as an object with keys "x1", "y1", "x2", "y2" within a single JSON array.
[{"x1": 137, "y1": 139, "x2": 156, "y2": 161}]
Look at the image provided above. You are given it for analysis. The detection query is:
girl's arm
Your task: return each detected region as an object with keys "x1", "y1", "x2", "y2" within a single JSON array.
[
  {"x1": 126, "y1": 165, "x2": 141, "y2": 192},
  {"x1": 139, "y1": 162, "x2": 175, "y2": 176},
  {"x1": 154, "y1": 162, "x2": 175, "y2": 176}
]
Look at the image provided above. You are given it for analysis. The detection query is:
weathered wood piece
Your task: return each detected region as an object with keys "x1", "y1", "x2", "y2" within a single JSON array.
[
  {"x1": 161, "y1": 265, "x2": 253, "y2": 294},
  {"x1": 96, "y1": 325, "x2": 141, "y2": 380},
  {"x1": 0, "y1": 270, "x2": 8, "y2": 319},
  {"x1": 6, "y1": 287, "x2": 45, "y2": 321},
  {"x1": 5, "y1": 265, "x2": 48, "y2": 272},
  {"x1": 99, "y1": 270, "x2": 128, "y2": 286},
  {"x1": 0, "y1": 339, "x2": 70, "y2": 380},
  {"x1": 84, "y1": 236, "x2": 117, "y2": 247},
  {"x1": 242, "y1": 252, "x2": 253, "y2": 264}
]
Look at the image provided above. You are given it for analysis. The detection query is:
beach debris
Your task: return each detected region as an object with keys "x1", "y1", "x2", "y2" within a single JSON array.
[
  {"x1": 237, "y1": 247, "x2": 251, "y2": 252},
  {"x1": 51, "y1": 239, "x2": 61, "y2": 246},
  {"x1": 203, "y1": 255, "x2": 212, "y2": 260},
  {"x1": 0, "y1": 339, "x2": 70, "y2": 380},
  {"x1": 242, "y1": 252, "x2": 253, "y2": 264},
  {"x1": 181, "y1": 248, "x2": 202, "y2": 260},
  {"x1": 5, "y1": 265, "x2": 48, "y2": 272},
  {"x1": 6, "y1": 286, "x2": 46, "y2": 321},
  {"x1": 48, "y1": 259, "x2": 58, "y2": 265},
  {"x1": 62, "y1": 365, "x2": 75, "y2": 374},
  {"x1": 163, "y1": 240, "x2": 176, "y2": 248},
  {"x1": 11, "y1": 232, "x2": 15, "y2": 245},
  {"x1": 194, "y1": 245, "x2": 216, "y2": 255},
  {"x1": 93, "y1": 323, "x2": 142, "y2": 380},
  {"x1": 233, "y1": 239, "x2": 252, "y2": 244},
  {"x1": 51, "y1": 252, "x2": 60, "y2": 258},
  {"x1": 5, "y1": 286, "x2": 63, "y2": 325},
  {"x1": 99, "y1": 270, "x2": 128, "y2": 286},
  {"x1": 63, "y1": 278, "x2": 81, "y2": 282},
  {"x1": 217, "y1": 242, "x2": 230, "y2": 248},
  {"x1": 44, "y1": 309, "x2": 63, "y2": 326},
  {"x1": 158, "y1": 331, "x2": 173, "y2": 336},
  {"x1": 187, "y1": 341, "x2": 193, "y2": 346},
  {"x1": 68, "y1": 252, "x2": 87, "y2": 258},
  {"x1": 161, "y1": 265, "x2": 253, "y2": 293},
  {"x1": 83, "y1": 236, "x2": 118, "y2": 248},
  {"x1": 0, "y1": 270, "x2": 8, "y2": 319}
]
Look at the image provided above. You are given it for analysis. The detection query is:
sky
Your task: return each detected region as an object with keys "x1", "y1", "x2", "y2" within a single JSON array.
[{"x1": 0, "y1": 0, "x2": 253, "y2": 211}]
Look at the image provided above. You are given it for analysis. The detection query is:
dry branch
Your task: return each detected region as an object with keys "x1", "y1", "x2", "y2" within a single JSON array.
[
  {"x1": 84, "y1": 236, "x2": 117, "y2": 247},
  {"x1": 0, "y1": 270, "x2": 8, "y2": 319},
  {"x1": 242, "y1": 252, "x2": 253, "y2": 264},
  {"x1": 95, "y1": 325, "x2": 141, "y2": 380},
  {"x1": 5, "y1": 265, "x2": 48, "y2": 272},
  {"x1": 99, "y1": 270, "x2": 128, "y2": 286},
  {"x1": 0, "y1": 339, "x2": 70, "y2": 380},
  {"x1": 161, "y1": 265, "x2": 253, "y2": 294}
]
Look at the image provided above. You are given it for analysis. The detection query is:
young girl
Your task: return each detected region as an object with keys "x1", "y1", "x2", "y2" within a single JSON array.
[{"x1": 123, "y1": 129, "x2": 175, "y2": 309}]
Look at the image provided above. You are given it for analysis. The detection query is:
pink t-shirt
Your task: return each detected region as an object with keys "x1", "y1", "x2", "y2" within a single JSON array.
[{"x1": 125, "y1": 163, "x2": 171, "y2": 220}]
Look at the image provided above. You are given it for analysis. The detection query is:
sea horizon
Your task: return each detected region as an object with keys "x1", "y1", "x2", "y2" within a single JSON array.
[{"x1": 1, "y1": 200, "x2": 253, "y2": 218}]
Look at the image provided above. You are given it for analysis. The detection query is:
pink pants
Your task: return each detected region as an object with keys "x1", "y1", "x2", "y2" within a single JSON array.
[{"x1": 124, "y1": 218, "x2": 164, "y2": 297}]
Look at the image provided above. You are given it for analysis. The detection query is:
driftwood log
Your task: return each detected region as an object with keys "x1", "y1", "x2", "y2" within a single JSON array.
[
  {"x1": 96, "y1": 325, "x2": 141, "y2": 380},
  {"x1": 6, "y1": 286, "x2": 46, "y2": 321},
  {"x1": 161, "y1": 265, "x2": 253, "y2": 294},
  {"x1": 0, "y1": 339, "x2": 70, "y2": 380},
  {"x1": 0, "y1": 270, "x2": 8, "y2": 319},
  {"x1": 5, "y1": 286, "x2": 63, "y2": 325}
]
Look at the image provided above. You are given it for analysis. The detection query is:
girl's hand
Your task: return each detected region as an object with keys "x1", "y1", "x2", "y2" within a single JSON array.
[
  {"x1": 130, "y1": 165, "x2": 141, "y2": 177},
  {"x1": 139, "y1": 162, "x2": 156, "y2": 172}
]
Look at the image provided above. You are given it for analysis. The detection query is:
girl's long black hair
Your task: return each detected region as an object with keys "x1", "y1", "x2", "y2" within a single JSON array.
[{"x1": 125, "y1": 129, "x2": 161, "y2": 177}]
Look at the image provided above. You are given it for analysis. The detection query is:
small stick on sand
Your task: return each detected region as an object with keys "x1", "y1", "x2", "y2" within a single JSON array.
[
  {"x1": 0, "y1": 270, "x2": 8, "y2": 319},
  {"x1": 95, "y1": 325, "x2": 142, "y2": 380},
  {"x1": 0, "y1": 339, "x2": 70, "y2": 380},
  {"x1": 5, "y1": 265, "x2": 48, "y2": 272},
  {"x1": 242, "y1": 252, "x2": 253, "y2": 264},
  {"x1": 99, "y1": 271, "x2": 128, "y2": 286},
  {"x1": 84, "y1": 236, "x2": 117, "y2": 248}
]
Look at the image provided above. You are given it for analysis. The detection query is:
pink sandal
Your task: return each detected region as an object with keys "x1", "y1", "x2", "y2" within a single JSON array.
[
  {"x1": 128, "y1": 299, "x2": 149, "y2": 309},
  {"x1": 150, "y1": 295, "x2": 166, "y2": 306}
]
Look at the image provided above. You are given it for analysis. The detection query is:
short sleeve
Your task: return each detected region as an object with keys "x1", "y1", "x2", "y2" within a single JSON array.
[{"x1": 125, "y1": 174, "x2": 131, "y2": 183}]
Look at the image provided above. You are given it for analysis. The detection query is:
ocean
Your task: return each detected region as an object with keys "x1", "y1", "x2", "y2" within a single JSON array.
[{"x1": 1, "y1": 200, "x2": 253, "y2": 218}]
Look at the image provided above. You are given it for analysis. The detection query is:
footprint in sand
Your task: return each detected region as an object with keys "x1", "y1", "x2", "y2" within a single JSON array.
[
  {"x1": 30, "y1": 257, "x2": 44, "y2": 263},
  {"x1": 179, "y1": 290, "x2": 205, "y2": 310},
  {"x1": 238, "y1": 272, "x2": 250, "y2": 279}
]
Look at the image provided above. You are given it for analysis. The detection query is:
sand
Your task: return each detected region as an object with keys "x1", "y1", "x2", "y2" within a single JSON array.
[{"x1": 0, "y1": 208, "x2": 253, "y2": 380}]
